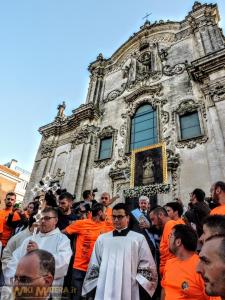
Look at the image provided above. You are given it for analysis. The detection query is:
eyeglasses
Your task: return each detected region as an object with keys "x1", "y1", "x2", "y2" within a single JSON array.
[
  {"x1": 101, "y1": 197, "x2": 108, "y2": 200},
  {"x1": 12, "y1": 274, "x2": 48, "y2": 284},
  {"x1": 112, "y1": 215, "x2": 126, "y2": 220},
  {"x1": 40, "y1": 216, "x2": 56, "y2": 221}
]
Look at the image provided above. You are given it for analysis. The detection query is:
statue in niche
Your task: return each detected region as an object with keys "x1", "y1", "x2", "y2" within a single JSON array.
[
  {"x1": 122, "y1": 49, "x2": 162, "y2": 87},
  {"x1": 142, "y1": 157, "x2": 155, "y2": 185},
  {"x1": 122, "y1": 54, "x2": 137, "y2": 86}
]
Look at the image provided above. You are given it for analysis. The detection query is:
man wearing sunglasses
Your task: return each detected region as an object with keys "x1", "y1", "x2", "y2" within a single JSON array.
[
  {"x1": 3, "y1": 207, "x2": 72, "y2": 300},
  {"x1": 82, "y1": 203, "x2": 157, "y2": 300}
]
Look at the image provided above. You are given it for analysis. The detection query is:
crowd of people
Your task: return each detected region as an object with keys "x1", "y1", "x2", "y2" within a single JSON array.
[{"x1": 0, "y1": 180, "x2": 224, "y2": 300}]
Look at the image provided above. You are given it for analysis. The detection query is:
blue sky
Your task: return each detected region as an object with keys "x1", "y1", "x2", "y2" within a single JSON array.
[{"x1": 0, "y1": 0, "x2": 224, "y2": 172}]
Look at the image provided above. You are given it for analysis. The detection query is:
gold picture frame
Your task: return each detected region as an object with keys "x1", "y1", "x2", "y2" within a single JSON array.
[{"x1": 130, "y1": 142, "x2": 167, "y2": 188}]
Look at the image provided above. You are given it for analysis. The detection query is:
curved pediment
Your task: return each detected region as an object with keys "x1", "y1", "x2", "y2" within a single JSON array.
[{"x1": 88, "y1": 21, "x2": 180, "y2": 76}]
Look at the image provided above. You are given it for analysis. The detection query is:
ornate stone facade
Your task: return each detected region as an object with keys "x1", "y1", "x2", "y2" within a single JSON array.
[{"x1": 25, "y1": 2, "x2": 225, "y2": 204}]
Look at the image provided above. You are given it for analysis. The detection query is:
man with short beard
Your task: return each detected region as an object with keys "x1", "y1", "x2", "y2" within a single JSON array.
[
  {"x1": 197, "y1": 236, "x2": 225, "y2": 300},
  {"x1": 57, "y1": 192, "x2": 77, "y2": 230},
  {"x1": 210, "y1": 181, "x2": 225, "y2": 215},
  {"x1": 199, "y1": 215, "x2": 225, "y2": 244},
  {"x1": 161, "y1": 224, "x2": 209, "y2": 300},
  {"x1": 63, "y1": 203, "x2": 110, "y2": 300},
  {"x1": 0, "y1": 192, "x2": 20, "y2": 248},
  {"x1": 150, "y1": 207, "x2": 180, "y2": 276}
]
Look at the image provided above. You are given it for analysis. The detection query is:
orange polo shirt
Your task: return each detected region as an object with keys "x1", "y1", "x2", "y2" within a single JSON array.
[
  {"x1": 104, "y1": 207, "x2": 114, "y2": 231},
  {"x1": 0, "y1": 209, "x2": 20, "y2": 246},
  {"x1": 65, "y1": 219, "x2": 110, "y2": 271},
  {"x1": 162, "y1": 254, "x2": 209, "y2": 300},
  {"x1": 210, "y1": 204, "x2": 225, "y2": 216}
]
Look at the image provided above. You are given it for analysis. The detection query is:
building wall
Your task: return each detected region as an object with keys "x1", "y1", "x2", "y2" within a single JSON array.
[
  {"x1": 25, "y1": 2, "x2": 225, "y2": 204},
  {"x1": 0, "y1": 165, "x2": 20, "y2": 209}
]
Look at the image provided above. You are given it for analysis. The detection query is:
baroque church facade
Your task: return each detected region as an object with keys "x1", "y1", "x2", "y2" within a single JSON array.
[{"x1": 25, "y1": 2, "x2": 225, "y2": 205}]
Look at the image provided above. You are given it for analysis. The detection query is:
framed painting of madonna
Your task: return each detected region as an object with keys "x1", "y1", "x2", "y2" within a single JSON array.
[{"x1": 130, "y1": 143, "x2": 167, "y2": 188}]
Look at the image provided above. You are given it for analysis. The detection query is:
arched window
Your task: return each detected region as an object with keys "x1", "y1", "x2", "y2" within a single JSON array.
[{"x1": 130, "y1": 104, "x2": 157, "y2": 151}]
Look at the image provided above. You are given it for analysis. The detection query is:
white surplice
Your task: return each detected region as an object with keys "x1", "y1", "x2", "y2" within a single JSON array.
[
  {"x1": 82, "y1": 230, "x2": 157, "y2": 300},
  {"x1": 2, "y1": 228, "x2": 72, "y2": 300}
]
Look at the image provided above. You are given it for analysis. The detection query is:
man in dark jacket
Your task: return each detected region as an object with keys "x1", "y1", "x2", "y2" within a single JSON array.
[
  {"x1": 185, "y1": 188, "x2": 210, "y2": 237},
  {"x1": 129, "y1": 195, "x2": 160, "y2": 300}
]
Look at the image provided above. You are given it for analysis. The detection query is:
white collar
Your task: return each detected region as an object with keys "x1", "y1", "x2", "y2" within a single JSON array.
[{"x1": 39, "y1": 228, "x2": 60, "y2": 237}]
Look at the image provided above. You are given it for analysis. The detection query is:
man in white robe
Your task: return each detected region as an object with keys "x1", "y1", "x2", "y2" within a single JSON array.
[
  {"x1": 2, "y1": 207, "x2": 72, "y2": 300},
  {"x1": 82, "y1": 203, "x2": 157, "y2": 300}
]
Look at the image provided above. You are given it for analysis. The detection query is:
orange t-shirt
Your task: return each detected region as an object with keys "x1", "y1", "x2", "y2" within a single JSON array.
[
  {"x1": 104, "y1": 207, "x2": 114, "y2": 231},
  {"x1": 210, "y1": 297, "x2": 221, "y2": 300},
  {"x1": 65, "y1": 219, "x2": 109, "y2": 271},
  {"x1": 162, "y1": 254, "x2": 210, "y2": 300},
  {"x1": 0, "y1": 216, "x2": 4, "y2": 234},
  {"x1": 160, "y1": 220, "x2": 177, "y2": 276},
  {"x1": 0, "y1": 209, "x2": 20, "y2": 246},
  {"x1": 210, "y1": 205, "x2": 225, "y2": 216},
  {"x1": 175, "y1": 218, "x2": 185, "y2": 225}
]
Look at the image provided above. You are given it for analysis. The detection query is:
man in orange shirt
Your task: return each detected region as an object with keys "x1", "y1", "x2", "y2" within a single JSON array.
[
  {"x1": 199, "y1": 215, "x2": 225, "y2": 244},
  {"x1": 197, "y1": 236, "x2": 225, "y2": 300},
  {"x1": 63, "y1": 203, "x2": 109, "y2": 300},
  {"x1": 164, "y1": 202, "x2": 184, "y2": 223},
  {"x1": 150, "y1": 206, "x2": 182, "y2": 276},
  {"x1": 161, "y1": 224, "x2": 209, "y2": 300},
  {"x1": 198, "y1": 215, "x2": 225, "y2": 300},
  {"x1": 0, "y1": 192, "x2": 20, "y2": 248},
  {"x1": 99, "y1": 192, "x2": 114, "y2": 231},
  {"x1": 210, "y1": 181, "x2": 225, "y2": 215}
]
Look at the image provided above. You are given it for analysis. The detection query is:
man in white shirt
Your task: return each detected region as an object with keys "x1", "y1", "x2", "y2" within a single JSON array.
[
  {"x1": 82, "y1": 203, "x2": 157, "y2": 300},
  {"x1": 3, "y1": 207, "x2": 72, "y2": 300}
]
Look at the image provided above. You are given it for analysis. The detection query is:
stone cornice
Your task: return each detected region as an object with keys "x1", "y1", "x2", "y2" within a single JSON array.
[
  {"x1": 39, "y1": 103, "x2": 100, "y2": 137},
  {"x1": 187, "y1": 48, "x2": 225, "y2": 82}
]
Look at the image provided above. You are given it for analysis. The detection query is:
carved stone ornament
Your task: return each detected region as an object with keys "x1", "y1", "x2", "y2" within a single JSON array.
[
  {"x1": 124, "y1": 84, "x2": 163, "y2": 103},
  {"x1": 123, "y1": 183, "x2": 170, "y2": 198},
  {"x1": 104, "y1": 50, "x2": 163, "y2": 103},
  {"x1": 166, "y1": 149, "x2": 180, "y2": 198},
  {"x1": 127, "y1": 97, "x2": 167, "y2": 117},
  {"x1": 93, "y1": 158, "x2": 113, "y2": 169},
  {"x1": 166, "y1": 149, "x2": 180, "y2": 172},
  {"x1": 119, "y1": 124, "x2": 127, "y2": 138},
  {"x1": 174, "y1": 99, "x2": 199, "y2": 117},
  {"x1": 97, "y1": 125, "x2": 117, "y2": 139},
  {"x1": 208, "y1": 83, "x2": 225, "y2": 103},
  {"x1": 52, "y1": 168, "x2": 65, "y2": 181},
  {"x1": 109, "y1": 157, "x2": 130, "y2": 180},
  {"x1": 176, "y1": 136, "x2": 208, "y2": 149},
  {"x1": 163, "y1": 63, "x2": 187, "y2": 76},
  {"x1": 40, "y1": 144, "x2": 54, "y2": 159},
  {"x1": 109, "y1": 167, "x2": 130, "y2": 181},
  {"x1": 71, "y1": 125, "x2": 99, "y2": 148},
  {"x1": 161, "y1": 110, "x2": 170, "y2": 125}
]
